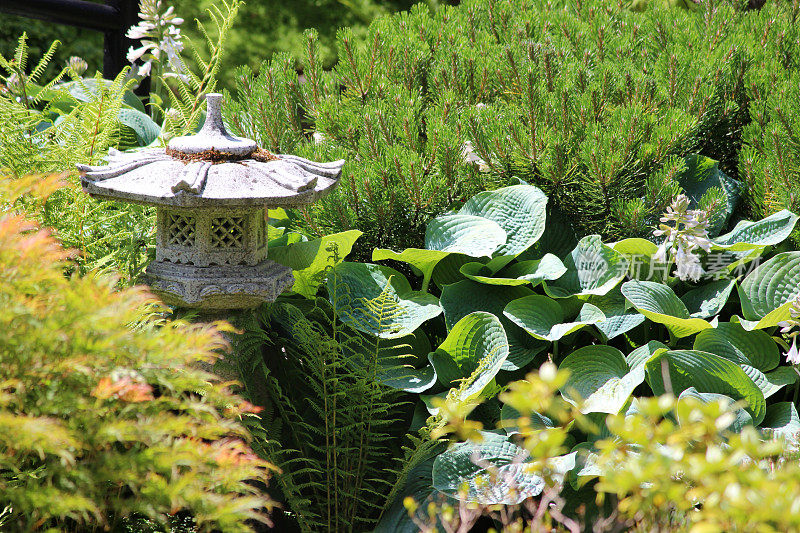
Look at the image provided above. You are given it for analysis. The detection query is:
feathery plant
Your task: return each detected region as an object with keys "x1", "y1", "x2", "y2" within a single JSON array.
[{"x1": 235, "y1": 247, "x2": 409, "y2": 532}]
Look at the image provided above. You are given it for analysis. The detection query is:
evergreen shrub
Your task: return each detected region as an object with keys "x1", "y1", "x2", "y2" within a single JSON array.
[{"x1": 224, "y1": 0, "x2": 800, "y2": 258}]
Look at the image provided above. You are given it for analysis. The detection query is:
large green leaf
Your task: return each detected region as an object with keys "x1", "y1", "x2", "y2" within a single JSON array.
[
  {"x1": 432, "y1": 432, "x2": 575, "y2": 505},
  {"x1": 588, "y1": 290, "x2": 647, "y2": 340},
  {"x1": 460, "y1": 254, "x2": 566, "y2": 288},
  {"x1": 760, "y1": 367, "x2": 799, "y2": 399},
  {"x1": 429, "y1": 312, "x2": 509, "y2": 400},
  {"x1": 693, "y1": 322, "x2": 779, "y2": 372},
  {"x1": 369, "y1": 331, "x2": 437, "y2": 393},
  {"x1": 621, "y1": 280, "x2": 713, "y2": 338},
  {"x1": 459, "y1": 184, "x2": 549, "y2": 256},
  {"x1": 736, "y1": 251, "x2": 800, "y2": 330},
  {"x1": 425, "y1": 214, "x2": 506, "y2": 257},
  {"x1": 328, "y1": 263, "x2": 441, "y2": 338},
  {"x1": 559, "y1": 345, "x2": 645, "y2": 414},
  {"x1": 681, "y1": 279, "x2": 736, "y2": 318},
  {"x1": 645, "y1": 349, "x2": 766, "y2": 424},
  {"x1": 270, "y1": 230, "x2": 362, "y2": 298},
  {"x1": 544, "y1": 235, "x2": 628, "y2": 298},
  {"x1": 626, "y1": 341, "x2": 669, "y2": 370},
  {"x1": 118, "y1": 108, "x2": 161, "y2": 146},
  {"x1": 504, "y1": 295, "x2": 604, "y2": 342},
  {"x1": 499, "y1": 404, "x2": 555, "y2": 435},
  {"x1": 760, "y1": 402, "x2": 800, "y2": 451},
  {"x1": 440, "y1": 281, "x2": 547, "y2": 371},
  {"x1": 611, "y1": 238, "x2": 665, "y2": 283},
  {"x1": 517, "y1": 204, "x2": 577, "y2": 260},
  {"x1": 679, "y1": 154, "x2": 742, "y2": 237},
  {"x1": 676, "y1": 388, "x2": 753, "y2": 433},
  {"x1": 712, "y1": 210, "x2": 799, "y2": 251},
  {"x1": 372, "y1": 248, "x2": 451, "y2": 292}
]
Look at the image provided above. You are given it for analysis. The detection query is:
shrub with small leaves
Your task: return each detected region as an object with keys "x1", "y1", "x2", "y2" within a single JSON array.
[{"x1": 0, "y1": 175, "x2": 275, "y2": 531}]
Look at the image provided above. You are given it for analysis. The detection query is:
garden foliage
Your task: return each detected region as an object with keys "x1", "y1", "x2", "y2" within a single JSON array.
[
  {"x1": 223, "y1": 0, "x2": 800, "y2": 258},
  {"x1": 0, "y1": 175, "x2": 275, "y2": 532}
]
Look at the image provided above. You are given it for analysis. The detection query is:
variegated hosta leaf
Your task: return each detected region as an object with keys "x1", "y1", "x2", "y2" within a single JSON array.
[
  {"x1": 270, "y1": 229, "x2": 362, "y2": 298},
  {"x1": 425, "y1": 214, "x2": 506, "y2": 257},
  {"x1": 432, "y1": 431, "x2": 575, "y2": 505},
  {"x1": 621, "y1": 280, "x2": 714, "y2": 338},
  {"x1": 328, "y1": 262, "x2": 441, "y2": 338},
  {"x1": 693, "y1": 322, "x2": 779, "y2": 372},
  {"x1": 645, "y1": 349, "x2": 766, "y2": 424},
  {"x1": 588, "y1": 290, "x2": 647, "y2": 340},
  {"x1": 428, "y1": 312, "x2": 509, "y2": 400},
  {"x1": 544, "y1": 235, "x2": 629, "y2": 298},
  {"x1": 558, "y1": 345, "x2": 645, "y2": 414},
  {"x1": 440, "y1": 281, "x2": 547, "y2": 371},
  {"x1": 676, "y1": 388, "x2": 753, "y2": 433},
  {"x1": 712, "y1": 210, "x2": 799, "y2": 251},
  {"x1": 736, "y1": 251, "x2": 800, "y2": 330},
  {"x1": 458, "y1": 184, "x2": 549, "y2": 256},
  {"x1": 760, "y1": 402, "x2": 800, "y2": 451},
  {"x1": 504, "y1": 295, "x2": 605, "y2": 342},
  {"x1": 460, "y1": 253, "x2": 566, "y2": 288}
]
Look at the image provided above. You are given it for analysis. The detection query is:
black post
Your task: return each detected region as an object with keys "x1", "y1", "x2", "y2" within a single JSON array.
[{"x1": 0, "y1": 0, "x2": 150, "y2": 99}]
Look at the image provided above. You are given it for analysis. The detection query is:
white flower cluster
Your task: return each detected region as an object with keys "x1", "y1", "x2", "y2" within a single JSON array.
[
  {"x1": 126, "y1": 0, "x2": 185, "y2": 78},
  {"x1": 779, "y1": 295, "x2": 800, "y2": 365},
  {"x1": 653, "y1": 194, "x2": 712, "y2": 282}
]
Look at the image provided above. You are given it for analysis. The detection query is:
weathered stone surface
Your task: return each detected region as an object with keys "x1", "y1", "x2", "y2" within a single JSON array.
[{"x1": 77, "y1": 93, "x2": 343, "y2": 310}]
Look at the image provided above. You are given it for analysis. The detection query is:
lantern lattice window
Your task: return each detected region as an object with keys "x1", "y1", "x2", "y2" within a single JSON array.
[
  {"x1": 210, "y1": 217, "x2": 245, "y2": 248},
  {"x1": 168, "y1": 214, "x2": 195, "y2": 246}
]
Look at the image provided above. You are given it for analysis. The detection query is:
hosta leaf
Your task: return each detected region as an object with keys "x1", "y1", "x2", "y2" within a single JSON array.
[
  {"x1": 425, "y1": 214, "x2": 506, "y2": 257},
  {"x1": 429, "y1": 312, "x2": 509, "y2": 400},
  {"x1": 544, "y1": 235, "x2": 628, "y2": 298},
  {"x1": 118, "y1": 108, "x2": 161, "y2": 146},
  {"x1": 588, "y1": 290, "x2": 647, "y2": 340},
  {"x1": 712, "y1": 210, "x2": 799, "y2": 251},
  {"x1": 736, "y1": 251, "x2": 800, "y2": 329},
  {"x1": 372, "y1": 248, "x2": 451, "y2": 292},
  {"x1": 460, "y1": 254, "x2": 566, "y2": 287},
  {"x1": 679, "y1": 154, "x2": 742, "y2": 237},
  {"x1": 328, "y1": 263, "x2": 441, "y2": 338},
  {"x1": 693, "y1": 322, "x2": 779, "y2": 372},
  {"x1": 681, "y1": 279, "x2": 736, "y2": 318},
  {"x1": 621, "y1": 280, "x2": 713, "y2": 338},
  {"x1": 559, "y1": 345, "x2": 644, "y2": 414},
  {"x1": 504, "y1": 295, "x2": 604, "y2": 342},
  {"x1": 271, "y1": 230, "x2": 362, "y2": 298},
  {"x1": 611, "y1": 238, "x2": 665, "y2": 283},
  {"x1": 518, "y1": 205, "x2": 577, "y2": 260},
  {"x1": 645, "y1": 349, "x2": 766, "y2": 424},
  {"x1": 370, "y1": 331, "x2": 437, "y2": 393},
  {"x1": 459, "y1": 184, "x2": 549, "y2": 256},
  {"x1": 440, "y1": 281, "x2": 547, "y2": 371},
  {"x1": 432, "y1": 432, "x2": 575, "y2": 505},
  {"x1": 761, "y1": 367, "x2": 799, "y2": 399},
  {"x1": 499, "y1": 404, "x2": 555, "y2": 435},
  {"x1": 626, "y1": 341, "x2": 669, "y2": 370},
  {"x1": 676, "y1": 388, "x2": 753, "y2": 433},
  {"x1": 760, "y1": 402, "x2": 800, "y2": 450}
]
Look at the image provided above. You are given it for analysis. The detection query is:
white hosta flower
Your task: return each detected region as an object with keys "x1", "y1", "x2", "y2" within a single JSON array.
[
  {"x1": 653, "y1": 194, "x2": 712, "y2": 282},
  {"x1": 786, "y1": 338, "x2": 800, "y2": 366},
  {"x1": 68, "y1": 56, "x2": 88, "y2": 76},
  {"x1": 125, "y1": 0, "x2": 185, "y2": 79}
]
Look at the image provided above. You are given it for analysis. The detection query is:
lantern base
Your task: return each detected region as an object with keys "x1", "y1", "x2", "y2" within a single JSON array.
[{"x1": 142, "y1": 259, "x2": 294, "y2": 310}]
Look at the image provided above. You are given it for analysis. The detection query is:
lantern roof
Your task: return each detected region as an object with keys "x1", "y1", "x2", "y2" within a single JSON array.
[{"x1": 78, "y1": 93, "x2": 344, "y2": 208}]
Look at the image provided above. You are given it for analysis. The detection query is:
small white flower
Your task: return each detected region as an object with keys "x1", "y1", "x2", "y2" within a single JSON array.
[
  {"x1": 786, "y1": 338, "x2": 800, "y2": 366},
  {"x1": 462, "y1": 140, "x2": 490, "y2": 172}
]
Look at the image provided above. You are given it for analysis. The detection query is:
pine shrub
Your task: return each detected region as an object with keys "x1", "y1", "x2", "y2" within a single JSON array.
[{"x1": 223, "y1": 0, "x2": 800, "y2": 259}]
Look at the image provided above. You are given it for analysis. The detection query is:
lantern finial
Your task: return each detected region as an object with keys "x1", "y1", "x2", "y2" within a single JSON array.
[{"x1": 167, "y1": 93, "x2": 257, "y2": 157}]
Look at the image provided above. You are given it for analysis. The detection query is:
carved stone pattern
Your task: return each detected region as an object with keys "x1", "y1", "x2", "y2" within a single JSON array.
[
  {"x1": 167, "y1": 214, "x2": 195, "y2": 246},
  {"x1": 210, "y1": 217, "x2": 244, "y2": 248}
]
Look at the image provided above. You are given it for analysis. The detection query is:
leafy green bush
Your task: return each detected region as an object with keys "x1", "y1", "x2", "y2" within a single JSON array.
[
  {"x1": 0, "y1": 175, "x2": 275, "y2": 531},
  {"x1": 244, "y1": 176, "x2": 800, "y2": 531},
  {"x1": 224, "y1": 0, "x2": 800, "y2": 258}
]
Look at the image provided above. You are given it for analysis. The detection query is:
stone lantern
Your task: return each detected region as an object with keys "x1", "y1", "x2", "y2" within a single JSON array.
[{"x1": 78, "y1": 93, "x2": 344, "y2": 310}]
